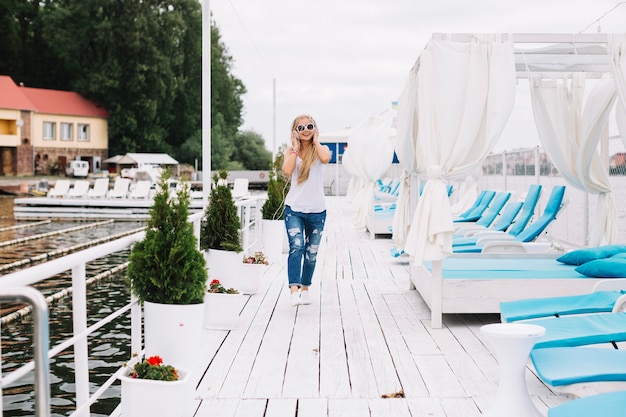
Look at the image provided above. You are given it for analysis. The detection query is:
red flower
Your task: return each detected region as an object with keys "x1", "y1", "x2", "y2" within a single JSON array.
[
  {"x1": 146, "y1": 355, "x2": 163, "y2": 366},
  {"x1": 210, "y1": 279, "x2": 220, "y2": 285}
]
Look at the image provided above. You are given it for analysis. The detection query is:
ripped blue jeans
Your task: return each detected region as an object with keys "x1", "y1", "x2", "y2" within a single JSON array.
[{"x1": 284, "y1": 205, "x2": 326, "y2": 288}]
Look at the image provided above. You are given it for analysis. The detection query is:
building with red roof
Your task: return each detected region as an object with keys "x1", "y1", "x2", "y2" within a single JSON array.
[{"x1": 0, "y1": 75, "x2": 108, "y2": 176}]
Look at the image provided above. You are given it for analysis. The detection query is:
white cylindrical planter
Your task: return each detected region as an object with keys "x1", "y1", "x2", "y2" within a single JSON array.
[
  {"x1": 143, "y1": 302, "x2": 204, "y2": 378},
  {"x1": 239, "y1": 263, "x2": 266, "y2": 294},
  {"x1": 120, "y1": 367, "x2": 192, "y2": 417},
  {"x1": 204, "y1": 248, "x2": 242, "y2": 290},
  {"x1": 262, "y1": 219, "x2": 285, "y2": 264},
  {"x1": 204, "y1": 292, "x2": 243, "y2": 330}
]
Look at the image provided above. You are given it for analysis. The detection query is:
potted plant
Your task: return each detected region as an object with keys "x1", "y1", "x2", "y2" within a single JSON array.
[
  {"x1": 240, "y1": 251, "x2": 270, "y2": 294},
  {"x1": 126, "y1": 168, "x2": 207, "y2": 376},
  {"x1": 200, "y1": 169, "x2": 244, "y2": 290},
  {"x1": 261, "y1": 147, "x2": 290, "y2": 263},
  {"x1": 119, "y1": 354, "x2": 192, "y2": 417},
  {"x1": 204, "y1": 279, "x2": 243, "y2": 330}
]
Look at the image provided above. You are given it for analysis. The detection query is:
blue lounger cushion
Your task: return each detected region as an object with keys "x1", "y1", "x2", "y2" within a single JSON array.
[
  {"x1": 530, "y1": 312, "x2": 626, "y2": 349},
  {"x1": 556, "y1": 244, "x2": 626, "y2": 265},
  {"x1": 531, "y1": 346, "x2": 626, "y2": 386},
  {"x1": 548, "y1": 390, "x2": 626, "y2": 417},
  {"x1": 500, "y1": 290, "x2": 626, "y2": 322},
  {"x1": 575, "y1": 257, "x2": 626, "y2": 278},
  {"x1": 424, "y1": 258, "x2": 586, "y2": 279}
]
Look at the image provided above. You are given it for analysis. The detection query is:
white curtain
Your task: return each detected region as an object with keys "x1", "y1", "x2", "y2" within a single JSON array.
[
  {"x1": 609, "y1": 41, "x2": 626, "y2": 147},
  {"x1": 392, "y1": 65, "x2": 421, "y2": 249},
  {"x1": 403, "y1": 36, "x2": 517, "y2": 265},
  {"x1": 529, "y1": 74, "x2": 618, "y2": 245},
  {"x1": 343, "y1": 112, "x2": 396, "y2": 231}
]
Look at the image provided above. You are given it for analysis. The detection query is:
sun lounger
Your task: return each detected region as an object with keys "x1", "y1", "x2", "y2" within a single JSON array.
[
  {"x1": 453, "y1": 191, "x2": 511, "y2": 227},
  {"x1": 66, "y1": 180, "x2": 90, "y2": 198},
  {"x1": 87, "y1": 178, "x2": 109, "y2": 198},
  {"x1": 47, "y1": 179, "x2": 71, "y2": 198},
  {"x1": 453, "y1": 200, "x2": 523, "y2": 243},
  {"x1": 528, "y1": 312, "x2": 626, "y2": 349},
  {"x1": 107, "y1": 178, "x2": 131, "y2": 199},
  {"x1": 454, "y1": 183, "x2": 542, "y2": 242},
  {"x1": 410, "y1": 253, "x2": 600, "y2": 328},
  {"x1": 548, "y1": 390, "x2": 626, "y2": 417},
  {"x1": 453, "y1": 190, "x2": 496, "y2": 222},
  {"x1": 500, "y1": 278, "x2": 626, "y2": 322},
  {"x1": 129, "y1": 180, "x2": 152, "y2": 199},
  {"x1": 531, "y1": 346, "x2": 626, "y2": 387},
  {"x1": 454, "y1": 185, "x2": 565, "y2": 253}
]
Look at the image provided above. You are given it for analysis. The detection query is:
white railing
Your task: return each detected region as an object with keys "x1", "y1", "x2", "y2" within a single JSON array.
[{"x1": 0, "y1": 195, "x2": 264, "y2": 416}]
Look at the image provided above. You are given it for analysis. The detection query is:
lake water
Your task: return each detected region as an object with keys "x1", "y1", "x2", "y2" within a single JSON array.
[{"x1": 0, "y1": 196, "x2": 143, "y2": 416}]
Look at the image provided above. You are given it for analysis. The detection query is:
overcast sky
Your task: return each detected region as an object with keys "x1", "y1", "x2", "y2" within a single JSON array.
[{"x1": 209, "y1": 0, "x2": 625, "y2": 153}]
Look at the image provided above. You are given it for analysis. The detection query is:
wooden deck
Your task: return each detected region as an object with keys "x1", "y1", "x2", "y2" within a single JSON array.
[{"x1": 190, "y1": 196, "x2": 567, "y2": 417}]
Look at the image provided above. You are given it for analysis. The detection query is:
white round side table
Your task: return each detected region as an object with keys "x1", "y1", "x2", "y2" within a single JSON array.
[{"x1": 481, "y1": 323, "x2": 546, "y2": 417}]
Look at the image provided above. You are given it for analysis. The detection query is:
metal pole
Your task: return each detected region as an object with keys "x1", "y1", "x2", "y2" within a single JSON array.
[
  {"x1": 202, "y1": 0, "x2": 211, "y2": 203},
  {"x1": 0, "y1": 287, "x2": 50, "y2": 417},
  {"x1": 273, "y1": 78, "x2": 276, "y2": 155}
]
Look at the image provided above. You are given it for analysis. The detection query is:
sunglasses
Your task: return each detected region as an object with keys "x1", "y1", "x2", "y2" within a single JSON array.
[{"x1": 296, "y1": 123, "x2": 315, "y2": 132}]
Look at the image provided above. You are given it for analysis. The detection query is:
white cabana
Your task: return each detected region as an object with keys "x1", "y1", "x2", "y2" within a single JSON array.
[
  {"x1": 341, "y1": 110, "x2": 396, "y2": 231},
  {"x1": 398, "y1": 33, "x2": 626, "y2": 264},
  {"x1": 402, "y1": 35, "x2": 517, "y2": 265}
]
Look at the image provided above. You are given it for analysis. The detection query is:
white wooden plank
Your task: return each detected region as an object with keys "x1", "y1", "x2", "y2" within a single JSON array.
[
  {"x1": 328, "y1": 398, "x2": 370, "y2": 417},
  {"x1": 368, "y1": 398, "x2": 412, "y2": 417},
  {"x1": 319, "y1": 262, "x2": 352, "y2": 398},
  {"x1": 193, "y1": 398, "x2": 238, "y2": 417},
  {"x1": 219, "y1": 279, "x2": 284, "y2": 398},
  {"x1": 265, "y1": 398, "x2": 297, "y2": 417},
  {"x1": 282, "y1": 293, "x2": 321, "y2": 397},
  {"x1": 406, "y1": 397, "x2": 447, "y2": 417},
  {"x1": 412, "y1": 354, "x2": 467, "y2": 397},
  {"x1": 232, "y1": 399, "x2": 267, "y2": 417},
  {"x1": 351, "y1": 281, "x2": 402, "y2": 395},
  {"x1": 298, "y1": 398, "x2": 328, "y2": 417}
]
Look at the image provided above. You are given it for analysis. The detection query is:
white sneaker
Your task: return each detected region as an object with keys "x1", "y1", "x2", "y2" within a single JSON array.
[
  {"x1": 290, "y1": 291, "x2": 300, "y2": 306},
  {"x1": 300, "y1": 290, "x2": 312, "y2": 305}
]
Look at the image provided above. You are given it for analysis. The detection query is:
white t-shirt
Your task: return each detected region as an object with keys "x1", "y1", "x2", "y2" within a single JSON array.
[{"x1": 285, "y1": 157, "x2": 326, "y2": 213}]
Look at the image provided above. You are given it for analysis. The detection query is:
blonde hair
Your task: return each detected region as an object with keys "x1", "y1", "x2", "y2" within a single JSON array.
[{"x1": 291, "y1": 114, "x2": 319, "y2": 185}]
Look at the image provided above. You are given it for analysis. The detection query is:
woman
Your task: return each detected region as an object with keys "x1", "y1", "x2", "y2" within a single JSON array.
[{"x1": 282, "y1": 114, "x2": 332, "y2": 306}]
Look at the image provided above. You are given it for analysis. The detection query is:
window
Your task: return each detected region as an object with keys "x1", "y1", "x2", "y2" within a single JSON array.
[
  {"x1": 77, "y1": 124, "x2": 90, "y2": 141},
  {"x1": 43, "y1": 122, "x2": 56, "y2": 140},
  {"x1": 61, "y1": 123, "x2": 73, "y2": 141}
]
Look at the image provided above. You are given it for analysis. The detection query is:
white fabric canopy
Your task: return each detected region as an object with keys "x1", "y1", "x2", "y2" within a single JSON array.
[
  {"x1": 529, "y1": 74, "x2": 618, "y2": 245},
  {"x1": 343, "y1": 112, "x2": 396, "y2": 231},
  {"x1": 609, "y1": 41, "x2": 626, "y2": 147},
  {"x1": 402, "y1": 36, "x2": 517, "y2": 265},
  {"x1": 392, "y1": 67, "x2": 420, "y2": 249}
]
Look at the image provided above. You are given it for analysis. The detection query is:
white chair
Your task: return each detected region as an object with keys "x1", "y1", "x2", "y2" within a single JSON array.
[
  {"x1": 129, "y1": 180, "x2": 152, "y2": 199},
  {"x1": 66, "y1": 180, "x2": 90, "y2": 198},
  {"x1": 47, "y1": 179, "x2": 71, "y2": 198},
  {"x1": 232, "y1": 178, "x2": 250, "y2": 199},
  {"x1": 87, "y1": 178, "x2": 110, "y2": 198},
  {"x1": 107, "y1": 178, "x2": 131, "y2": 198}
]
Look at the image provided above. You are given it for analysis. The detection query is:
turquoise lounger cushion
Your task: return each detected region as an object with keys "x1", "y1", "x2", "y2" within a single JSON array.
[
  {"x1": 499, "y1": 290, "x2": 625, "y2": 322},
  {"x1": 531, "y1": 312, "x2": 626, "y2": 349},
  {"x1": 556, "y1": 245, "x2": 626, "y2": 265},
  {"x1": 531, "y1": 347, "x2": 626, "y2": 386},
  {"x1": 575, "y1": 258, "x2": 626, "y2": 278},
  {"x1": 548, "y1": 390, "x2": 626, "y2": 417}
]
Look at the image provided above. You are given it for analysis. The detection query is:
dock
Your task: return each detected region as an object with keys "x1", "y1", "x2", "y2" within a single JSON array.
[{"x1": 184, "y1": 196, "x2": 567, "y2": 417}]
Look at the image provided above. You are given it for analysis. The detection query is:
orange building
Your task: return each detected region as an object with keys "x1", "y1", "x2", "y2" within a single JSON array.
[{"x1": 0, "y1": 75, "x2": 109, "y2": 176}]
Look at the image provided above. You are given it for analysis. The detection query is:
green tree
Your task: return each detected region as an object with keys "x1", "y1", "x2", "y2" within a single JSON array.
[
  {"x1": 2, "y1": 1, "x2": 249, "y2": 167},
  {"x1": 232, "y1": 130, "x2": 272, "y2": 170},
  {"x1": 127, "y1": 169, "x2": 207, "y2": 305}
]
